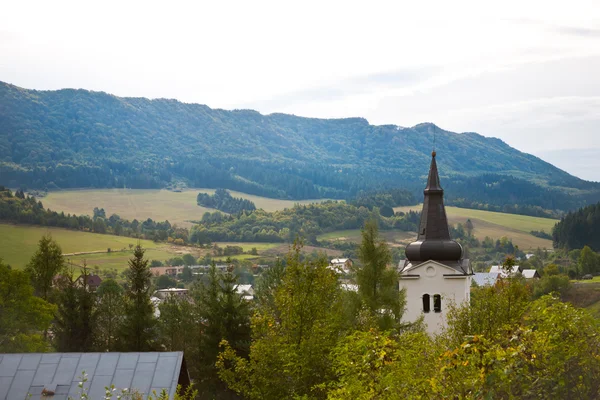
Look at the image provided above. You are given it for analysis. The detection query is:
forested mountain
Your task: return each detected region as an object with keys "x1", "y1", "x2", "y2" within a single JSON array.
[{"x1": 1, "y1": 81, "x2": 598, "y2": 212}]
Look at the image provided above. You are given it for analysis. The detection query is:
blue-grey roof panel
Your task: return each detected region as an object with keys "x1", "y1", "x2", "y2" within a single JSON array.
[
  {"x1": 18, "y1": 354, "x2": 41, "y2": 370},
  {"x1": 96, "y1": 353, "x2": 119, "y2": 376},
  {"x1": 88, "y1": 374, "x2": 113, "y2": 399},
  {"x1": 152, "y1": 355, "x2": 178, "y2": 388},
  {"x1": 0, "y1": 377, "x2": 12, "y2": 399},
  {"x1": 0, "y1": 354, "x2": 21, "y2": 377},
  {"x1": 32, "y1": 362, "x2": 58, "y2": 385},
  {"x1": 117, "y1": 353, "x2": 139, "y2": 369},
  {"x1": 113, "y1": 367, "x2": 135, "y2": 390},
  {"x1": 7, "y1": 369, "x2": 35, "y2": 400},
  {"x1": 0, "y1": 352, "x2": 184, "y2": 400},
  {"x1": 40, "y1": 353, "x2": 62, "y2": 364},
  {"x1": 54, "y1": 356, "x2": 80, "y2": 385}
]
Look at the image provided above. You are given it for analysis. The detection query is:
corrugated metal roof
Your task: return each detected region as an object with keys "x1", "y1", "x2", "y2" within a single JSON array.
[{"x1": 0, "y1": 352, "x2": 185, "y2": 400}]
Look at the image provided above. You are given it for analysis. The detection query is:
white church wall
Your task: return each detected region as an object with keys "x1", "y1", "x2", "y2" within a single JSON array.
[{"x1": 400, "y1": 260, "x2": 471, "y2": 335}]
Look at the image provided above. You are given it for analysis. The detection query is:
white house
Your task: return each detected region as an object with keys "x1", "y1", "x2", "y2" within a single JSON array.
[
  {"x1": 489, "y1": 265, "x2": 540, "y2": 279},
  {"x1": 399, "y1": 151, "x2": 473, "y2": 335},
  {"x1": 235, "y1": 284, "x2": 255, "y2": 300},
  {"x1": 329, "y1": 258, "x2": 353, "y2": 274}
]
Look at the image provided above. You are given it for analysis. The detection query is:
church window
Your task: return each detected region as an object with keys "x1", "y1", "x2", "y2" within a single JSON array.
[
  {"x1": 422, "y1": 294, "x2": 431, "y2": 313},
  {"x1": 433, "y1": 294, "x2": 442, "y2": 313}
]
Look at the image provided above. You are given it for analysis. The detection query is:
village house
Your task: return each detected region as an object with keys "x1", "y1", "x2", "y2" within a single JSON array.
[
  {"x1": 489, "y1": 265, "x2": 541, "y2": 279},
  {"x1": 150, "y1": 266, "x2": 185, "y2": 277},
  {"x1": 75, "y1": 274, "x2": 102, "y2": 291},
  {"x1": 235, "y1": 284, "x2": 255, "y2": 301},
  {"x1": 328, "y1": 258, "x2": 353, "y2": 274}
]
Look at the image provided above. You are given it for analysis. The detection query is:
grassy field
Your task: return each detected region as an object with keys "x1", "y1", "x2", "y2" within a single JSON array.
[
  {"x1": 0, "y1": 223, "x2": 281, "y2": 271},
  {"x1": 41, "y1": 188, "x2": 328, "y2": 228},
  {"x1": 0, "y1": 223, "x2": 161, "y2": 269},
  {"x1": 317, "y1": 229, "x2": 415, "y2": 248},
  {"x1": 395, "y1": 205, "x2": 557, "y2": 250}
]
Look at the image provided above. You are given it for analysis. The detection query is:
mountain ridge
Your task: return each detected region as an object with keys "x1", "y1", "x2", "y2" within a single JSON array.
[{"x1": 0, "y1": 80, "x2": 598, "y2": 213}]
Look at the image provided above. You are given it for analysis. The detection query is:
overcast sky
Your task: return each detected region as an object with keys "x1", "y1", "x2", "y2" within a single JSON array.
[{"x1": 2, "y1": 0, "x2": 600, "y2": 180}]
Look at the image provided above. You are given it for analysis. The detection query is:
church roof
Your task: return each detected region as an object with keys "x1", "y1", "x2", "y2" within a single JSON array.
[{"x1": 404, "y1": 152, "x2": 467, "y2": 272}]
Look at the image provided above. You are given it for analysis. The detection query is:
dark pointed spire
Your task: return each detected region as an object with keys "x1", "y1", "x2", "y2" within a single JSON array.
[
  {"x1": 424, "y1": 151, "x2": 442, "y2": 193},
  {"x1": 405, "y1": 151, "x2": 462, "y2": 262},
  {"x1": 418, "y1": 151, "x2": 450, "y2": 241}
]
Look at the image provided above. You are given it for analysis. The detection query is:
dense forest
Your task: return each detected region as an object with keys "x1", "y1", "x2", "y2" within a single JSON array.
[
  {"x1": 197, "y1": 189, "x2": 256, "y2": 214},
  {"x1": 1, "y1": 81, "x2": 598, "y2": 213},
  {"x1": 351, "y1": 188, "x2": 415, "y2": 217},
  {"x1": 553, "y1": 202, "x2": 600, "y2": 251}
]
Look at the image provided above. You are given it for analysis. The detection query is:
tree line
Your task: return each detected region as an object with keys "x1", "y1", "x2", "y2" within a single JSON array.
[
  {"x1": 197, "y1": 188, "x2": 257, "y2": 214},
  {"x1": 189, "y1": 201, "x2": 420, "y2": 244}
]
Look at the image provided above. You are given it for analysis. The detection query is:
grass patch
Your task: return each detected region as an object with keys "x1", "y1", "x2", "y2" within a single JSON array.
[
  {"x1": 0, "y1": 223, "x2": 282, "y2": 272},
  {"x1": 0, "y1": 223, "x2": 160, "y2": 269},
  {"x1": 394, "y1": 205, "x2": 557, "y2": 250},
  {"x1": 217, "y1": 242, "x2": 279, "y2": 252},
  {"x1": 317, "y1": 229, "x2": 363, "y2": 241},
  {"x1": 41, "y1": 189, "x2": 214, "y2": 228}
]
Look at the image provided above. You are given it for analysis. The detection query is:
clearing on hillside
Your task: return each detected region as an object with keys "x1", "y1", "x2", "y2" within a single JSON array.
[
  {"x1": 41, "y1": 188, "x2": 328, "y2": 228},
  {"x1": 0, "y1": 223, "x2": 280, "y2": 271},
  {"x1": 394, "y1": 205, "x2": 556, "y2": 250}
]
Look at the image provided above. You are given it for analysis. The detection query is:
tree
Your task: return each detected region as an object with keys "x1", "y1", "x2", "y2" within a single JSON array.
[
  {"x1": 119, "y1": 244, "x2": 156, "y2": 351},
  {"x1": 191, "y1": 263, "x2": 251, "y2": 398},
  {"x1": 156, "y1": 274, "x2": 177, "y2": 289},
  {"x1": 0, "y1": 259, "x2": 55, "y2": 352},
  {"x1": 355, "y1": 219, "x2": 403, "y2": 330},
  {"x1": 182, "y1": 253, "x2": 196, "y2": 266},
  {"x1": 217, "y1": 243, "x2": 345, "y2": 399},
  {"x1": 465, "y1": 219, "x2": 474, "y2": 237},
  {"x1": 579, "y1": 245, "x2": 598, "y2": 276},
  {"x1": 25, "y1": 234, "x2": 65, "y2": 301},
  {"x1": 157, "y1": 294, "x2": 195, "y2": 355},
  {"x1": 95, "y1": 279, "x2": 125, "y2": 351},
  {"x1": 53, "y1": 265, "x2": 96, "y2": 352}
]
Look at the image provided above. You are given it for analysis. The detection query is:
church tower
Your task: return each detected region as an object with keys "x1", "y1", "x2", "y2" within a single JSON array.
[{"x1": 399, "y1": 151, "x2": 473, "y2": 335}]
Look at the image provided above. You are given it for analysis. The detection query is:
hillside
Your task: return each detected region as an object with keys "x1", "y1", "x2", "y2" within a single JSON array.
[{"x1": 1, "y1": 81, "x2": 598, "y2": 211}]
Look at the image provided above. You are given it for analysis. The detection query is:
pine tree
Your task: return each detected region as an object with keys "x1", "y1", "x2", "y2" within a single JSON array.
[
  {"x1": 53, "y1": 265, "x2": 96, "y2": 352},
  {"x1": 120, "y1": 244, "x2": 155, "y2": 351},
  {"x1": 25, "y1": 234, "x2": 65, "y2": 301},
  {"x1": 191, "y1": 262, "x2": 250, "y2": 398},
  {"x1": 356, "y1": 219, "x2": 403, "y2": 330},
  {"x1": 95, "y1": 278, "x2": 125, "y2": 351}
]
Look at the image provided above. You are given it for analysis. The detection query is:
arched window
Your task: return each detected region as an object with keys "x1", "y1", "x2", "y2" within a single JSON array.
[
  {"x1": 422, "y1": 294, "x2": 431, "y2": 313},
  {"x1": 433, "y1": 294, "x2": 442, "y2": 313}
]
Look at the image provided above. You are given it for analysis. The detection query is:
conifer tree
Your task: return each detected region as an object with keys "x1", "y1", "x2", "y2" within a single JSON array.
[
  {"x1": 355, "y1": 219, "x2": 403, "y2": 330},
  {"x1": 120, "y1": 244, "x2": 155, "y2": 351},
  {"x1": 25, "y1": 234, "x2": 65, "y2": 301},
  {"x1": 95, "y1": 278, "x2": 125, "y2": 351},
  {"x1": 53, "y1": 265, "x2": 96, "y2": 352},
  {"x1": 192, "y1": 262, "x2": 250, "y2": 398}
]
